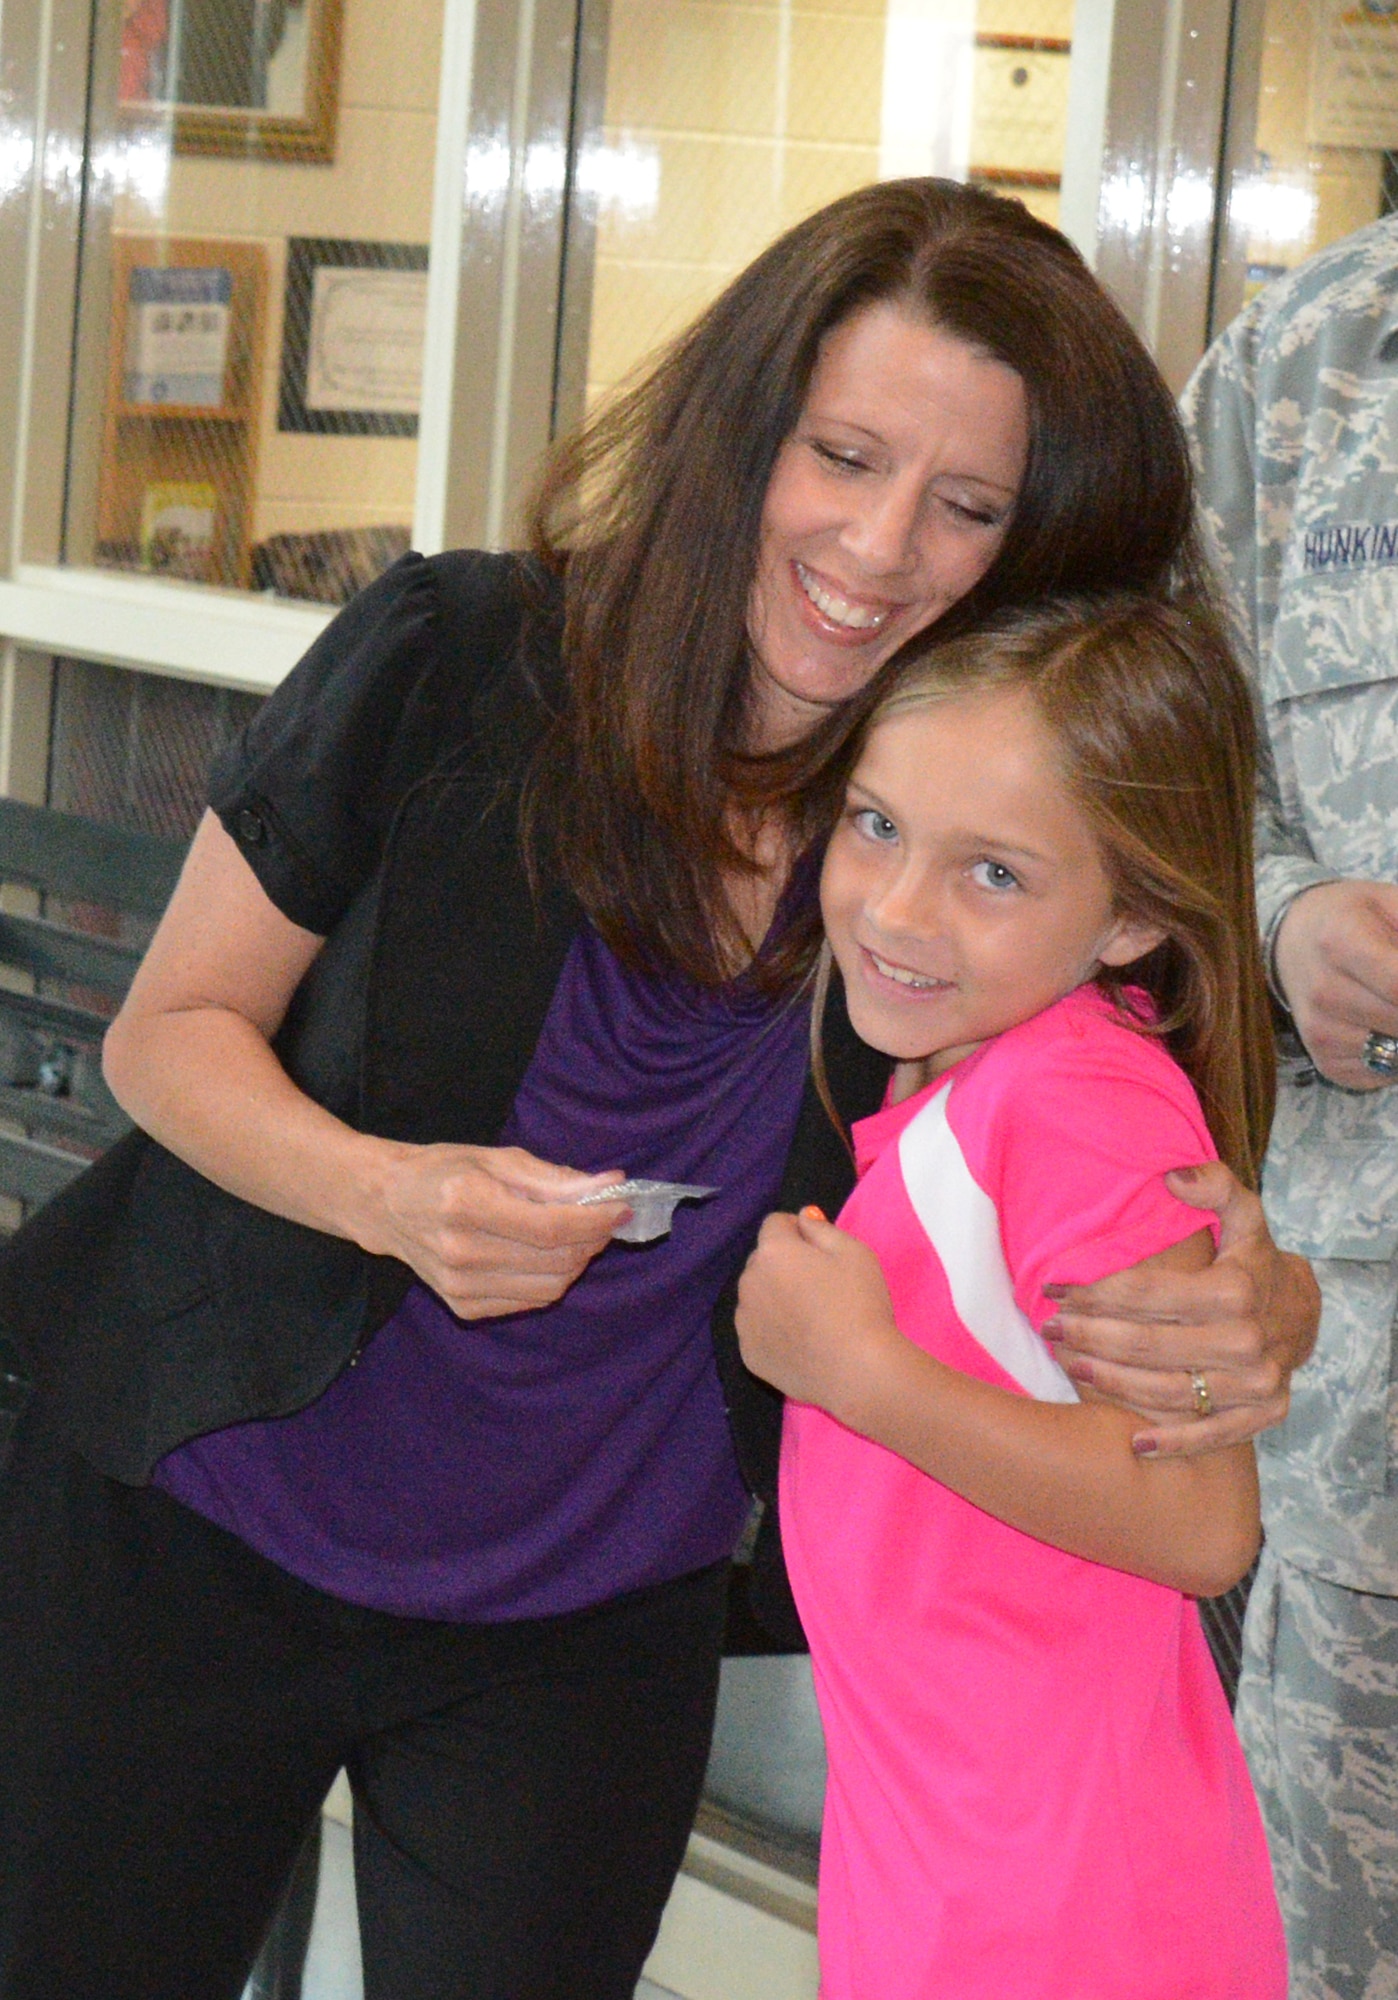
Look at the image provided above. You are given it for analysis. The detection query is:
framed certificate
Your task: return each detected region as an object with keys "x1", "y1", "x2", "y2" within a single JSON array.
[{"x1": 278, "y1": 238, "x2": 430, "y2": 437}]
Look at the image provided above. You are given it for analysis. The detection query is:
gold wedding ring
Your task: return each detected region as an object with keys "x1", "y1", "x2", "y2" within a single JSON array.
[{"x1": 1189, "y1": 1369, "x2": 1213, "y2": 1419}]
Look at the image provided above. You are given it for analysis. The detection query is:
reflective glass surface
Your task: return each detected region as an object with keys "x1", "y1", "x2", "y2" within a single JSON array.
[
  {"x1": 67, "y1": 0, "x2": 442, "y2": 604},
  {"x1": 1228, "y1": 0, "x2": 1398, "y2": 297}
]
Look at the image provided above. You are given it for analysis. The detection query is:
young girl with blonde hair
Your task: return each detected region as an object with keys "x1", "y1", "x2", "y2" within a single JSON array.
[{"x1": 737, "y1": 594, "x2": 1286, "y2": 1998}]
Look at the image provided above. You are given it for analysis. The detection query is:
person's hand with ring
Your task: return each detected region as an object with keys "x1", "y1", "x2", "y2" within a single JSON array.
[
  {"x1": 1044, "y1": 1159, "x2": 1318, "y2": 1457},
  {"x1": 1273, "y1": 879, "x2": 1398, "y2": 1090}
]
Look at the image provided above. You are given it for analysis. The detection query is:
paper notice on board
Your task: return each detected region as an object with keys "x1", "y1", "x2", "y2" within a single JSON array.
[{"x1": 1310, "y1": 0, "x2": 1398, "y2": 149}]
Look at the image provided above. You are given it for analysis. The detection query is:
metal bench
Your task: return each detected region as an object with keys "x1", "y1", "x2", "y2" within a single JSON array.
[{"x1": 0, "y1": 796, "x2": 186, "y2": 1227}]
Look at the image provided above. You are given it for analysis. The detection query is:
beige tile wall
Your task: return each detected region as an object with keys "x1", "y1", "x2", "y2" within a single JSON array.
[
  {"x1": 112, "y1": 0, "x2": 441, "y2": 546},
  {"x1": 585, "y1": 0, "x2": 1074, "y2": 407},
  {"x1": 977, "y1": 0, "x2": 1071, "y2": 31}
]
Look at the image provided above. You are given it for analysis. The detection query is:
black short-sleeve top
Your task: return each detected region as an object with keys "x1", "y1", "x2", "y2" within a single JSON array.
[{"x1": 208, "y1": 548, "x2": 563, "y2": 939}]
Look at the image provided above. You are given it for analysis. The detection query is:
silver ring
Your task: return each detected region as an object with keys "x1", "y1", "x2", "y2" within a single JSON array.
[
  {"x1": 1189, "y1": 1370, "x2": 1213, "y2": 1418},
  {"x1": 1363, "y1": 1031, "x2": 1398, "y2": 1077}
]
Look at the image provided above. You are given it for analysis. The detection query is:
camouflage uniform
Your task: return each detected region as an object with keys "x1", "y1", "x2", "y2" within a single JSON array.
[{"x1": 1184, "y1": 215, "x2": 1398, "y2": 1999}]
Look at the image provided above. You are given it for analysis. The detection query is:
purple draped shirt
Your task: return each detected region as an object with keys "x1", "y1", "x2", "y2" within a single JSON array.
[{"x1": 154, "y1": 924, "x2": 811, "y2": 1622}]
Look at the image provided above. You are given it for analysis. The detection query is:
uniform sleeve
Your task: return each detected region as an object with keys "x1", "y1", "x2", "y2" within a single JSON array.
[
  {"x1": 209, "y1": 549, "x2": 524, "y2": 936},
  {"x1": 1182, "y1": 308, "x2": 1341, "y2": 957},
  {"x1": 977, "y1": 1020, "x2": 1218, "y2": 1331}
]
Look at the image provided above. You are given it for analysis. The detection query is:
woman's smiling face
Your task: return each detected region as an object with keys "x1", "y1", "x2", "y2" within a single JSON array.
[{"x1": 745, "y1": 300, "x2": 1029, "y2": 752}]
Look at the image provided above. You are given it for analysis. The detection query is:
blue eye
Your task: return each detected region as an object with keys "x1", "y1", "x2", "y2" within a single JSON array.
[
  {"x1": 853, "y1": 807, "x2": 898, "y2": 843},
  {"x1": 971, "y1": 859, "x2": 1020, "y2": 891}
]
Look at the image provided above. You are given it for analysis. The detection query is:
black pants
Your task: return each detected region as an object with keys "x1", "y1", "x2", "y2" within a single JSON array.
[{"x1": 0, "y1": 1407, "x2": 728, "y2": 2000}]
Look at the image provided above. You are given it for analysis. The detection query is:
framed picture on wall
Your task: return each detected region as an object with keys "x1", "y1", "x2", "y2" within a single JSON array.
[
  {"x1": 117, "y1": 0, "x2": 345, "y2": 163},
  {"x1": 278, "y1": 238, "x2": 430, "y2": 437}
]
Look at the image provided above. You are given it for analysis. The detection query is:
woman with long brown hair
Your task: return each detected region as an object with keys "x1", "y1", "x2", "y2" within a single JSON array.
[{"x1": 0, "y1": 179, "x2": 1314, "y2": 2000}]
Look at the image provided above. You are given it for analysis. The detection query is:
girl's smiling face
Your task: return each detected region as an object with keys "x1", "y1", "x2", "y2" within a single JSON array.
[
  {"x1": 745, "y1": 302, "x2": 1029, "y2": 752},
  {"x1": 820, "y1": 688, "x2": 1164, "y2": 1076}
]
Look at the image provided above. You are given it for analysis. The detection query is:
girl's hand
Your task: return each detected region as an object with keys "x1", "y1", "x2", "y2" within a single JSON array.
[
  {"x1": 736, "y1": 1207, "x2": 907, "y2": 1424},
  {"x1": 365, "y1": 1144, "x2": 630, "y2": 1319},
  {"x1": 1044, "y1": 1160, "x2": 1319, "y2": 1458}
]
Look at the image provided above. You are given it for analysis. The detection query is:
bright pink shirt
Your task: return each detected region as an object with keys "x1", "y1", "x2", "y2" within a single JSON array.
[{"x1": 781, "y1": 986, "x2": 1285, "y2": 1999}]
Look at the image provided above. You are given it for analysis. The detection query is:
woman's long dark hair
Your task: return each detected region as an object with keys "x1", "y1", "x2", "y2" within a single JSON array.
[{"x1": 525, "y1": 177, "x2": 1210, "y2": 989}]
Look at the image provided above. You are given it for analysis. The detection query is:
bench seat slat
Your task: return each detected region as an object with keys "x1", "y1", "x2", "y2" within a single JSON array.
[
  {"x1": 0, "y1": 912, "x2": 146, "y2": 997},
  {"x1": 0, "y1": 1081, "x2": 129, "y2": 1147},
  {"x1": 0, "y1": 798, "x2": 184, "y2": 918},
  {"x1": 0, "y1": 986, "x2": 115, "y2": 1045},
  {"x1": 0, "y1": 801, "x2": 188, "y2": 1225}
]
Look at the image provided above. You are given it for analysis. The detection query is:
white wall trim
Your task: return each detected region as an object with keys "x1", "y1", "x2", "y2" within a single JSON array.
[
  {"x1": 483, "y1": 0, "x2": 540, "y2": 551},
  {"x1": 414, "y1": 0, "x2": 483, "y2": 555},
  {"x1": 1059, "y1": 0, "x2": 1117, "y2": 267},
  {"x1": 7, "y1": 0, "x2": 55, "y2": 572},
  {"x1": 0, "y1": 566, "x2": 330, "y2": 691}
]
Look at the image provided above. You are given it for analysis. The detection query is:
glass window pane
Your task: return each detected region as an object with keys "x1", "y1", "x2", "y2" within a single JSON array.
[
  {"x1": 67, "y1": 0, "x2": 443, "y2": 605},
  {"x1": 577, "y1": 0, "x2": 1076, "y2": 408},
  {"x1": 1225, "y1": 0, "x2": 1398, "y2": 303}
]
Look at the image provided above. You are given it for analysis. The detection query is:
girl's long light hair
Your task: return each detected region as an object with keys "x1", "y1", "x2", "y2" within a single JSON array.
[{"x1": 815, "y1": 595, "x2": 1275, "y2": 1187}]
